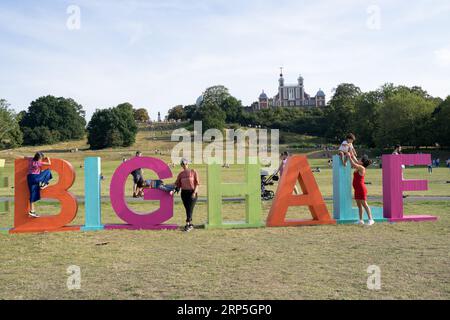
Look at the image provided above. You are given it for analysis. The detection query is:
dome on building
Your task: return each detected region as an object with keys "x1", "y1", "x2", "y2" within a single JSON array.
[
  {"x1": 196, "y1": 94, "x2": 204, "y2": 107},
  {"x1": 259, "y1": 90, "x2": 268, "y2": 100},
  {"x1": 316, "y1": 89, "x2": 325, "y2": 97}
]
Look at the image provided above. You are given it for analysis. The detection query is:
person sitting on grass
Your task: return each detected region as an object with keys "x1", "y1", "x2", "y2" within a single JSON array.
[
  {"x1": 135, "y1": 178, "x2": 179, "y2": 197},
  {"x1": 338, "y1": 133, "x2": 358, "y2": 166},
  {"x1": 27, "y1": 152, "x2": 52, "y2": 218},
  {"x1": 346, "y1": 152, "x2": 375, "y2": 226}
]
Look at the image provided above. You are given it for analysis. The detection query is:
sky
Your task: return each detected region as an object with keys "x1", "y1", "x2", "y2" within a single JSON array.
[{"x1": 1, "y1": 0, "x2": 450, "y2": 121}]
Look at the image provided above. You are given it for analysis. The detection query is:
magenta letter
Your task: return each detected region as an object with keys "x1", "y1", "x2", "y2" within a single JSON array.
[
  {"x1": 382, "y1": 154, "x2": 437, "y2": 222},
  {"x1": 106, "y1": 157, "x2": 178, "y2": 230}
]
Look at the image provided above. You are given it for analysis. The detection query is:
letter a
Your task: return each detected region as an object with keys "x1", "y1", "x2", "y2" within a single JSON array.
[{"x1": 267, "y1": 156, "x2": 335, "y2": 227}]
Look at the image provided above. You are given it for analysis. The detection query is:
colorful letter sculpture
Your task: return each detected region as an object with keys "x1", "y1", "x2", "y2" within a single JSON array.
[
  {"x1": 382, "y1": 154, "x2": 437, "y2": 222},
  {"x1": 82, "y1": 157, "x2": 104, "y2": 231},
  {"x1": 206, "y1": 158, "x2": 263, "y2": 229},
  {"x1": 0, "y1": 159, "x2": 10, "y2": 214},
  {"x1": 332, "y1": 155, "x2": 386, "y2": 224},
  {"x1": 105, "y1": 157, "x2": 178, "y2": 230},
  {"x1": 10, "y1": 158, "x2": 79, "y2": 234},
  {"x1": 0, "y1": 159, "x2": 10, "y2": 233},
  {"x1": 267, "y1": 156, "x2": 335, "y2": 227}
]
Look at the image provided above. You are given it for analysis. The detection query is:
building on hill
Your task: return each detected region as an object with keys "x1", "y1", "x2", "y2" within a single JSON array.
[{"x1": 255, "y1": 69, "x2": 326, "y2": 110}]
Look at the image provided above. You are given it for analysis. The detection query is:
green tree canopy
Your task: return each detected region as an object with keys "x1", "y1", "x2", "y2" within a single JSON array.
[
  {"x1": 375, "y1": 89, "x2": 437, "y2": 148},
  {"x1": 194, "y1": 85, "x2": 244, "y2": 126},
  {"x1": 167, "y1": 105, "x2": 187, "y2": 121},
  {"x1": 20, "y1": 95, "x2": 86, "y2": 146},
  {"x1": 433, "y1": 96, "x2": 450, "y2": 147},
  {"x1": 324, "y1": 83, "x2": 361, "y2": 142},
  {"x1": 0, "y1": 99, "x2": 23, "y2": 149},
  {"x1": 87, "y1": 103, "x2": 138, "y2": 150},
  {"x1": 134, "y1": 108, "x2": 150, "y2": 122}
]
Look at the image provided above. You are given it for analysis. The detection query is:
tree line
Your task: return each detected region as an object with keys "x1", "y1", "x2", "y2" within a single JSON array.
[
  {"x1": 168, "y1": 84, "x2": 450, "y2": 149},
  {"x1": 1, "y1": 83, "x2": 449, "y2": 151},
  {"x1": 0, "y1": 96, "x2": 149, "y2": 150}
]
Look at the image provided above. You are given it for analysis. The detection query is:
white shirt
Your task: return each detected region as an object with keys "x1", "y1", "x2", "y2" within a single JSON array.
[{"x1": 339, "y1": 141, "x2": 352, "y2": 153}]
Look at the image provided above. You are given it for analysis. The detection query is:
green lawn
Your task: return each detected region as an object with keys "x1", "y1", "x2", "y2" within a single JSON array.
[
  {"x1": 0, "y1": 129, "x2": 449, "y2": 300},
  {"x1": 0, "y1": 200, "x2": 449, "y2": 299}
]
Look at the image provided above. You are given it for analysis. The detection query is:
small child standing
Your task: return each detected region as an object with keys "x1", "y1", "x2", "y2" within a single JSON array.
[
  {"x1": 338, "y1": 133, "x2": 357, "y2": 166},
  {"x1": 136, "y1": 178, "x2": 179, "y2": 197}
]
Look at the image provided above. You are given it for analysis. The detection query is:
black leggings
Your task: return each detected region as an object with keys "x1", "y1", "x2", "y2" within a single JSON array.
[{"x1": 181, "y1": 190, "x2": 197, "y2": 224}]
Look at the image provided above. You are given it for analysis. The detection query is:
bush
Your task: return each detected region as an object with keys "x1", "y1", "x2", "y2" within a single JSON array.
[
  {"x1": 87, "y1": 103, "x2": 138, "y2": 150},
  {"x1": 20, "y1": 95, "x2": 86, "y2": 146}
]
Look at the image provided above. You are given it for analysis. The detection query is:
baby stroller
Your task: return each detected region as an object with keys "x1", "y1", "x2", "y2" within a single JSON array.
[{"x1": 261, "y1": 170, "x2": 279, "y2": 201}]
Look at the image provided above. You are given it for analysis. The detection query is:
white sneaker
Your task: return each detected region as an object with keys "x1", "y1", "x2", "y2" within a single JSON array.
[
  {"x1": 368, "y1": 220, "x2": 375, "y2": 226},
  {"x1": 357, "y1": 220, "x2": 365, "y2": 225},
  {"x1": 28, "y1": 211, "x2": 40, "y2": 218}
]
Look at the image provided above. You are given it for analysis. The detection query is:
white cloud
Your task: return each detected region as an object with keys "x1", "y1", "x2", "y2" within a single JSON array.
[
  {"x1": 435, "y1": 47, "x2": 450, "y2": 67},
  {"x1": 0, "y1": 0, "x2": 449, "y2": 121}
]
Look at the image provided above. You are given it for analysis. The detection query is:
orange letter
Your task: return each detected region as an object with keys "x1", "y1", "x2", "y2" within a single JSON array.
[
  {"x1": 10, "y1": 158, "x2": 79, "y2": 234},
  {"x1": 267, "y1": 156, "x2": 335, "y2": 227}
]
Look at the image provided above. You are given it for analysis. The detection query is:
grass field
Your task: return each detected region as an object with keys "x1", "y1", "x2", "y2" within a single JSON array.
[{"x1": 0, "y1": 129, "x2": 449, "y2": 300}]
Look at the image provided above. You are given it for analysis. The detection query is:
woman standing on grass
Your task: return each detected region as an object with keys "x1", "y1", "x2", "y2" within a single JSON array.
[
  {"x1": 175, "y1": 158, "x2": 200, "y2": 232},
  {"x1": 27, "y1": 152, "x2": 52, "y2": 218},
  {"x1": 346, "y1": 152, "x2": 375, "y2": 226}
]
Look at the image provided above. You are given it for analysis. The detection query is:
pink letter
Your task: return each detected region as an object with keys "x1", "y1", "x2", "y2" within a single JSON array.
[
  {"x1": 105, "y1": 157, "x2": 178, "y2": 230},
  {"x1": 382, "y1": 154, "x2": 437, "y2": 222}
]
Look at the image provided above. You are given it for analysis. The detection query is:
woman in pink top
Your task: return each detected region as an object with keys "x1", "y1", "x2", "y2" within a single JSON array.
[
  {"x1": 27, "y1": 152, "x2": 52, "y2": 218},
  {"x1": 175, "y1": 158, "x2": 200, "y2": 232}
]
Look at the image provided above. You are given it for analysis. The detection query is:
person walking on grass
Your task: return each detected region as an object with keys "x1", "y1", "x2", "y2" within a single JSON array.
[
  {"x1": 27, "y1": 152, "x2": 52, "y2": 218},
  {"x1": 346, "y1": 152, "x2": 375, "y2": 226},
  {"x1": 175, "y1": 158, "x2": 200, "y2": 232}
]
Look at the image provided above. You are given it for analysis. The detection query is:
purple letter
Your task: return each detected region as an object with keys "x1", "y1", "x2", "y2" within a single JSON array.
[
  {"x1": 382, "y1": 154, "x2": 437, "y2": 222},
  {"x1": 105, "y1": 157, "x2": 178, "y2": 230}
]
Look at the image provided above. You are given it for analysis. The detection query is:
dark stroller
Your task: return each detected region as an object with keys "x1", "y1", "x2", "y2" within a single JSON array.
[{"x1": 261, "y1": 170, "x2": 279, "y2": 201}]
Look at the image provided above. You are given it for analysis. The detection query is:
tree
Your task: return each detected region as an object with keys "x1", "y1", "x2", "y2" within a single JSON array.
[
  {"x1": 222, "y1": 96, "x2": 244, "y2": 123},
  {"x1": 134, "y1": 108, "x2": 150, "y2": 122},
  {"x1": 196, "y1": 85, "x2": 244, "y2": 124},
  {"x1": 183, "y1": 104, "x2": 197, "y2": 121},
  {"x1": 324, "y1": 83, "x2": 361, "y2": 142},
  {"x1": 353, "y1": 91, "x2": 383, "y2": 148},
  {"x1": 375, "y1": 90, "x2": 437, "y2": 148},
  {"x1": 192, "y1": 85, "x2": 230, "y2": 132},
  {"x1": 0, "y1": 99, "x2": 23, "y2": 149},
  {"x1": 87, "y1": 103, "x2": 138, "y2": 150},
  {"x1": 433, "y1": 96, "x2": 450, "y2": 147},
  {"x1": 193, "y1": 102, "x2": 226, "y2": 133},
  {"x1": 168, "y1": 105, "x2": 186, "y2": 121},
  {"x1": 20, "y1": 95, "x2": 86, "y2": 145}
]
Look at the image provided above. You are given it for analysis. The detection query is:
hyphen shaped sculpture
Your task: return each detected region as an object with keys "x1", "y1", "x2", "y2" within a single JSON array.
[{"x1": 0, "y1": 159, "x2": 10, "y2": 233}]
